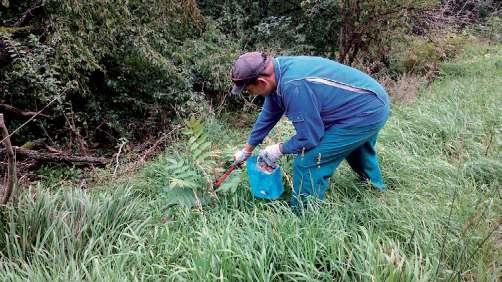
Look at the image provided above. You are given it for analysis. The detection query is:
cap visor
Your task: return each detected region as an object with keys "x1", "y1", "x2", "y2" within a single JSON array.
[{"x1": 231, "y1": 83, "x2": 246, "y2": 95}]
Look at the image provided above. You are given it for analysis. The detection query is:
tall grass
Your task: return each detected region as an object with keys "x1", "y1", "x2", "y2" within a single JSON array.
[{"x1": 0, "y1": 43, "x2": 500, "y2": 281}]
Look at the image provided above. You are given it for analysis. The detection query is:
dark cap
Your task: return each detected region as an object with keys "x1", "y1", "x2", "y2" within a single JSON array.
[{"x1": 230, "y1": 52, "x2": 271, "y2": 94}]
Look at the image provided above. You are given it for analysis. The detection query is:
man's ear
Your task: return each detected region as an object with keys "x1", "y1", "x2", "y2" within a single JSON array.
[{"x1": 256, "y1": 77, "x2": 268, "y2": 86}]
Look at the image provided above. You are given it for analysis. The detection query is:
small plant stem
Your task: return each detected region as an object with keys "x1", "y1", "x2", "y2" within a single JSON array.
[
  {"x1": 407, "y1": 226, "x2": 416, "y2": 248},
  {"x1": 341, "y1": 250, "x2": 353, "y2": 280},
  {"x1": 113, "y1": 139, "x2": 127, "y2": 176},
  {"x1": 463, "y1": 222, "x2": 501, "y2": 271},
  {"x1": 435, "y1": 185, "x2": 458, "y2": 279},
  {"x1": 192, "y1": 187, "x2": 203, "y2": 213},
  {"x1": 448, "y1": 201, "x2": 490, "y2": 281},
  {"x1": 484, "y1": 129, "x2": 494, "y2": 156},
  {"x1": 196, "y1": 162, "x2": 217, "y2": 199},
  {"x1": 282, "y1": 168, "x2": 293, "y2": 189}
]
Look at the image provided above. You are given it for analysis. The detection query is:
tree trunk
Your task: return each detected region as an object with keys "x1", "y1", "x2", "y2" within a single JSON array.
[{"x1": 0, "y1": 114, "x2": 16, "y2": 204}]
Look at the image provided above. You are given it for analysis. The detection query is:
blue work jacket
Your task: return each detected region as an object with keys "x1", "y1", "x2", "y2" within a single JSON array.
[{"x1": 247, "y1": 56, "x2": 390, "y2": 154}]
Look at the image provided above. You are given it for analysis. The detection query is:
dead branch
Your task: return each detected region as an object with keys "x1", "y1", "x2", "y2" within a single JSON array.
[
  {"x1": 141, "y1": 125, "x2": 184, "y2": 163},
  {"x1": 0, "y1": 146, "x2": 107, "y2": 166},
  {"x1": 0, "y1": 103, "x2": 52, "y2": 119},
  {"x1": 62, "y1": 110, "x2": 88, "y2": 154},
  {"x1": 120, "y1": 124, "x2": 183, "y2": 175},
  {"x1": 0, "y1": 114, "x2": 16, "y2": 204}
]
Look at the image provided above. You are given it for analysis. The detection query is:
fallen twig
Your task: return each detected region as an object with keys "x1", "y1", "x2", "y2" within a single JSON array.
[{"x1": 0, "y1": 146, "x2": 107, "y2": 166}]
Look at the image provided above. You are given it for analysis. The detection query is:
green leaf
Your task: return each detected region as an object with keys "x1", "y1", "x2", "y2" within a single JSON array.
[
  {"x1": 216, "y1": 171, "x2": 242, "y2": 194},
  {"x1": 169, "y1": 178, "x2": 198, "y2": 189},
  {"x1": 197, "y1": 141, "x2": 211, "y2": 153},
  {"x1": 163, "y1": 187, "x2": 209, "y2": 208}
]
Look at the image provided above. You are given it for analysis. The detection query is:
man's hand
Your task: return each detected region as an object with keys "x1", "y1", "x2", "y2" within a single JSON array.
[
  {"x1": 234, "y1": 147, "x2": 252, "y2": 165},
  {"x1": 258, "y1": 143, "x2": 283, "y2": 168}
]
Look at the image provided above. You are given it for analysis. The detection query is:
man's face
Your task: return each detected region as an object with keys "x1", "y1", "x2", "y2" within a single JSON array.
[{"x1": 245, "y1": 78, "x2": 275, "y2": 97}]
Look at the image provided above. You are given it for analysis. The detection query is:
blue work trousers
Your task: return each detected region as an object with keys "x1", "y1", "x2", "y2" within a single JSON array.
[{"x1": 291, "y1": 121, "x2": 386, "y2": 207}]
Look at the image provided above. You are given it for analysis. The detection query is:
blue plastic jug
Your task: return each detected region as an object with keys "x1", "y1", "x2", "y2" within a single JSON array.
[{"x1": 246, "y1": 155, "x2": 284, "y2": 200}]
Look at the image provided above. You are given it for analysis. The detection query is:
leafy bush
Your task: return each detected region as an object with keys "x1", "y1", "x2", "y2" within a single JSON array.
[
  {"x1": 440, "y1": 0, "x2": 500, "y2": 23},
  {"x1": 1, "y1": 0, "x2": 238, "y2": 149},
  {"x1": 471, "y1": 15, "x2": 502, "y2": 42},
  {"x1": 201, "y1": 0, "x2": 439, "y2": 64},
  {"x1": 0, "y1": 33, "x2": 61, "y2": 108},
  {"x1": 200, "y1": 0, "x2": 493, "y2": 79},
  {"x1": 388, "y1": 32, "x2": 468, "y2": 77}
]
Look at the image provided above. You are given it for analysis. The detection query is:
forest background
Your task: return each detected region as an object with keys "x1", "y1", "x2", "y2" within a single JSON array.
[{"x1": 1, "y1": 0, "x2": 498, "y2": 154}]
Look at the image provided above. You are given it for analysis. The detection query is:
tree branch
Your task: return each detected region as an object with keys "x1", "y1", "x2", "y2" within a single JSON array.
[{"x1": 0, "y1": 103, "x2": 52, "y2": 119}]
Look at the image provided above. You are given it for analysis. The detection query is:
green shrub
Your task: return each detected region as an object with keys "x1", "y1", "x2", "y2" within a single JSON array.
[
  {"x1": 388, "y1": 32, "x2": 469, "y2": 76},
  {"x1": 198, "y1": 0, "x2": 449, "y2": 79},
  {"x1": 1, "y1": 0, "x2": 238, "y2": 149},
  {"x1": 299, "y1": 0, "x2": 440, "y2": 65},
  {"x1": 471, "y1": 16, "x2": 502, "y2": 42},
  {"x1": 390, "y1": 36, "x2": 441, "y2": 75},
  {"x1": 0, "y1": 33, "x2": 61, "y2": 104}
]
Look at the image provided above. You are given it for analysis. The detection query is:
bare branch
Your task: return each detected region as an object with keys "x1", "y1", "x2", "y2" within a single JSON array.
[
  {"x1": 118, "y1": 124, "x2": 183, "y2": 175},
  {"x1": 0, "y1": 103, "x2": 52, "y2": 119}
]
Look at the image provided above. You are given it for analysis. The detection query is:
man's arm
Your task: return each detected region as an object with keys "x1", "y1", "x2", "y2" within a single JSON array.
[
  {"x1": 243, "y1": 143, "x2": 255, "y2": 153},
  {"x1": 234, "y1": 96, "x2": 283, "y2": 165},
  {"x1": 246, "y1": 95, "x2": 284, "y2": 147}
]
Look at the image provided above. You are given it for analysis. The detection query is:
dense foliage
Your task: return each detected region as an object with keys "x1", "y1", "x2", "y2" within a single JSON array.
[
  {"x1": 1, "y1": 0, "x2": 238, "y2": 149},
  {"x1": 200, "y1": 0, "x2": 436, "y2": 64},
  {"x1": 199, "y1": 0, "x2": 499, "y2": 74},
  {"x1": 0, "y1": 0, "x2": 499, "y2": 150}
]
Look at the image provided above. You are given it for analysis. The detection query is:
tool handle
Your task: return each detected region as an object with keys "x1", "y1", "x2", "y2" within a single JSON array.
[{"x1": 213, "y1": 165, "x2": 237, "y2": 188}]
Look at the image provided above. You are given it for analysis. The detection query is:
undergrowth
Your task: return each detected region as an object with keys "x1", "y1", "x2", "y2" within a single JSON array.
[{"x1": 0, "y1": 42, "x2": 500, "y2": 281}]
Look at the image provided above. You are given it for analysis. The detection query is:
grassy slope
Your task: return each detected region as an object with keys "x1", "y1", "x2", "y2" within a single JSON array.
[{"x1": 0, "y1": 43, "x2": 501, "y2": 281}]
